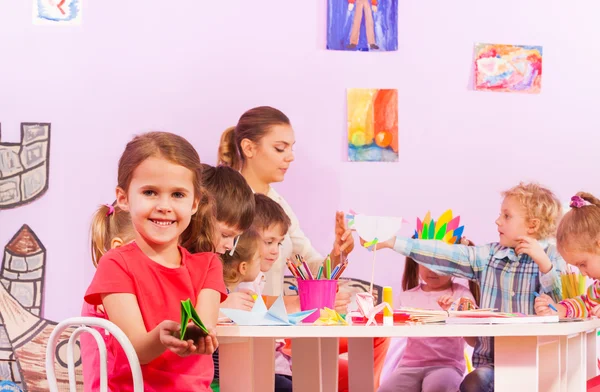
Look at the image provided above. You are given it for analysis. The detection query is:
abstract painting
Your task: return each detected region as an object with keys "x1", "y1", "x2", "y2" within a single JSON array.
[
  {"x1": 0, "y1": 123, "x2": 50, "y2": 210},
  {"x1": 347, "y1": 89, "x2": 398, "y2": 162},
  {"x1": 327, "y1": 0, "x2": 398, "y2": 52},
  {"x1": 0, "y1": 225, "x2": 83, "y2": 390},
  {"x1": 33, "y1": 0, "x2": 82, "y2": 25},
  {"x1": 474, "y1": 43, "x2": 543, "y2": 93}
]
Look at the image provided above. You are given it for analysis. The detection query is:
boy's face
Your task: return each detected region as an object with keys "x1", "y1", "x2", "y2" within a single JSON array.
[
  {"x1": 495, "y1": 196, "x2": 533, "y2": 248},
  {"x1": 214, "y1": 221, "x2": 243, "y2": 254},
  {"x1": 259, "y1": 224, "x2": 286, "y2": 272}
]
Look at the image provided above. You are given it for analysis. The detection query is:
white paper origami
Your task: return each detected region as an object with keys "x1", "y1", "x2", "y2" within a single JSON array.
[
  {"x1": 350, "y1": 214, "x2": 403, "y2": 243},
  {"x1": 220, "y1": 294, "x2": 316, "y2": 326}
]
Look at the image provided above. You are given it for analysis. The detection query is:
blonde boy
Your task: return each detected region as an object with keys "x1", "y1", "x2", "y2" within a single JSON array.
[{"x1": 375, "y1": 182, "x2": 566, "y2": 392}]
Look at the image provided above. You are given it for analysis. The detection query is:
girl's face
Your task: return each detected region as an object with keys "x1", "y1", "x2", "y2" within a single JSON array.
[
  {"x1": 214, "y1": 221, "x2": 243, "y2": 254},
  {"x1": 242, "y1": 250, "x2": 262, "y2": 283},
  {"x1": 418, "y1": 264, "x2": 452, "y2": 291},
  {"x1": 117, "y1": 157, "x2": 198, "y2": 252},
  {"x1": 245, "y1": 125, "x2": 295, "y2": 185},
  {"x1": 560, "y1": 244, "x2": 600, "y2": 278}
]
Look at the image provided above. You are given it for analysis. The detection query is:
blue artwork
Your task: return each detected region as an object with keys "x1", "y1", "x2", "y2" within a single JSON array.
[
  {"x1": 34, "y1": 0, "x2": 82, "y2": 25},
  {"x1": 327, "y1": 0, "x2": 398, "y2": 52}
]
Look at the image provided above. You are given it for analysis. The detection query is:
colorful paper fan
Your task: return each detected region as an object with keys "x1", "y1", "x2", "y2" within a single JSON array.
[{"x1": 414, "y1": 210, "x2": 464, "y2": 244}]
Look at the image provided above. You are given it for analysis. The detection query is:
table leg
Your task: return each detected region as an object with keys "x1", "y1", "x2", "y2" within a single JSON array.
[
  {"x1": 292, "y1": 338, "x2": 323, "y2": 392},
  {"x1": 495, "y1": 336, "x2": 538, "y2": 391},
  {"x1": 219, "y1": 337, "x2": 275, "y2": 392},
  {"x1": 538, "y1": 337, "x2": 560, "y2": 392},
  {"x1": 321, "y1": 338, "x2": 339, "y2": 392},
  {"x1": 348, "y1": 337, "x2": 374, "y2": 392},
  {"x1": 587, "y1": 329, "x2": 598, "y2": 380},
  {"x1": 566, "y1": 332, "x2": 585, "y2": 391}
]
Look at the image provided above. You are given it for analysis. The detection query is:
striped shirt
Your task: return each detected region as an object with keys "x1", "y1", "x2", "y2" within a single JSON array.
[
  {"x1": 561, "y1": 280, "x2": 600, "y2": 318},
  {"x1": 393, "y1": 237, "x2": 565, "y2": 367}
]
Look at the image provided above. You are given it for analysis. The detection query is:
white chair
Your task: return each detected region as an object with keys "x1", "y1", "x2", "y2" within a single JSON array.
[{"x1": 45, "y1": 316, "x2": 143, "y2": 392}]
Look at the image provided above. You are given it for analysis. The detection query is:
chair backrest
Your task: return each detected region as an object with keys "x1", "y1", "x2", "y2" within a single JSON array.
[{"x1": 45, "y1": 316, "x2": 143, "y2": 392}]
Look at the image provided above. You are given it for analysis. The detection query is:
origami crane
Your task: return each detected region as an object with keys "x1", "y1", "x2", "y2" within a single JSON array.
[
  {"x1": 220, "y1": 294, "x2": 316, "y2": 326},
  {"x1": 354, "y1": 292, "x2": 393, "y2": 326}
]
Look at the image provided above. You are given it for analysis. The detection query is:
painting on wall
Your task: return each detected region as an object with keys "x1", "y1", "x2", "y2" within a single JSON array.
[
  {"x1": 327, "y1": 0, "x2": 398, "y2": 51},
  {"x1": 474, "y1": 43, "x2": 543, "y2": 93},
  {"x1": 33, "y1": 0, "x2": 82, "y2": 25},
  {"x1": 0, "y1": 225, "x2": 82, "y2": 391},
  {"x1": 347, "y1": 88, "x2": 398, "y2": 162},
  {"x1": 0, "y1": 123, "x2": 51, "y2": 210}
]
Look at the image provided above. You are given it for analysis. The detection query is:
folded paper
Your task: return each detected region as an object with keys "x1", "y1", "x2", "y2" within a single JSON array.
[
  {"x1": 220, "y1": 294, "x2": 316, "y2": 326},
  {"x1": 180, "y1": 299, "x2": 208, "y2": 340}
]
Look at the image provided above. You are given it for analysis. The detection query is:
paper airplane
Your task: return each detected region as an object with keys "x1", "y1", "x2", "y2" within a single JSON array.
[{"x1": 220, "y1": 294, "x2": 316, "y2": 326}]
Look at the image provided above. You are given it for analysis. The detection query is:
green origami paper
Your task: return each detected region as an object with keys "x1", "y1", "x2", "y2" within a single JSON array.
[{"x1": 180, "y1": 299, "x2": 208, "y2": 341}]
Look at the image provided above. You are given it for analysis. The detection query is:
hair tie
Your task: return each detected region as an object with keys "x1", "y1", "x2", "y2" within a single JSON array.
[
  {"x1": 228, "y1": 235, "x2": 240, "y2": 256},
  {"x1": 105, "y1": 204, "x2": 115, "y2": 216},
  {"x1": 569, "y1": 195, "x2": 587, "y2": 209}
]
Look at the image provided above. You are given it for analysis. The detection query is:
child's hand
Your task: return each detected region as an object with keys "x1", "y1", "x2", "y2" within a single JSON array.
[
  {"x1": 359, "y1": 237, "x2": 395, "y2": 250},
  {"x1": 592, "y1": 305, "x2": 600, "y2": 318},
  {"x1": 196, "y1": 330, "x2": 219, "y2": 355},
  {"x1": 515, "y1": 236, "x2": 553, "y2": 273},
  {"x1": 333, "y1": 211, "x2": 354, "y2": 258},
  {"x1": 437, "y1": 295, "x2": 455, "y2": 311},
  {"x1": 334, "y1": 290, "x2": 351, "y2": 315},
  {"x1": 533, "y1": 293, "x2": 558, "y2": 316},
  {"x1": 221, "y1": 290, "x2": 255, "y2": 311},
  {"x1": 158, "y1": 320, "x2": 198, "y2": 357},
  {"x1": 459, "y1": 236, "x2": 471, "y2": 246}
]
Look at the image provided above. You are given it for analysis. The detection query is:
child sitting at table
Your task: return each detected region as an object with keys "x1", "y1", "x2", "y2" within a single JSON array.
[{"x1": 379, "y1": 233, "x2": 480, "y2": 392}]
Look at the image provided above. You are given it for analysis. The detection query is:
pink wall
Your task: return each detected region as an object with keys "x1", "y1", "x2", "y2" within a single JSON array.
[{"x1": 0, "y1": 0, "x2": 597, "y2": 322}]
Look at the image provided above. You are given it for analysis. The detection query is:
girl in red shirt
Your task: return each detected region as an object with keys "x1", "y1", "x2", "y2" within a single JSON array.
[{"x1": 83, "y1": 131, "x2": 227, "y2": 392}]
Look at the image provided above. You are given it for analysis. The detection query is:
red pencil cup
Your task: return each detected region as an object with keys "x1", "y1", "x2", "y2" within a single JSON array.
[{"x1": 297, "y1": 279, "x2": 337, "y2": 323}]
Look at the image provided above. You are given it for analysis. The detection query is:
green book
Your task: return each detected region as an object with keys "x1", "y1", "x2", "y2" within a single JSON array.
[{"x1": 180, "y1": 299, "x2": 209, "y2": 341}]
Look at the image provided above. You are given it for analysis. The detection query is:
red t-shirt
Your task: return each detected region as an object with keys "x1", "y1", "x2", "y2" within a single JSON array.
[{"x1": 84, "y1": 242, "x2": 227, "y2": 392}]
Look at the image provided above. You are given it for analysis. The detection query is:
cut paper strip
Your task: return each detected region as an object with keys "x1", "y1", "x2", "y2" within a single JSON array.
[
  {"x1": 447, "y1": 216, "x2": 460, "y2": 232},
  {"x1": 351, "y1": 214, "x2": 403, "y2": 243},
  {"x1": 220, "y1": 294, "x2": 316, "y2": 326},
  {"x1": 416, "y1": 210, "x2": 464, "y2": 245}
]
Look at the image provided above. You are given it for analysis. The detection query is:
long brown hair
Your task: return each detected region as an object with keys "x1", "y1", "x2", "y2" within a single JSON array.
[
  {"x1": 201, "y1": 164, "x2": 255, "y2": 232},
  {"x1": 557, "y1": 192, "x2": 600, "y2": 254},
  {"x1": 90, "y1": 202, "x2": 134, "y2": 267},
  {"x1": 217, "y1": 106, "x2": 290, "y2": 170},
  {"x1": 221, "y1": 228, "x2": 261, "y2": 285},
  {"x1": 116, "y1": 131, "x2": 216, "y2": 253},
  {"x1": 402, "y1": 239, "x2": 481, "y2": 306}
]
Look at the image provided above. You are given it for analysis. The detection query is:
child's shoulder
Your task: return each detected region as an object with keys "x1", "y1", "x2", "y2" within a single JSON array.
[
  {"x1": 98, "y1": 242, "x2": 138, "y2": 264},
  {"x1": 186, "y1": 250, "x2": 219, "y2": 263}
]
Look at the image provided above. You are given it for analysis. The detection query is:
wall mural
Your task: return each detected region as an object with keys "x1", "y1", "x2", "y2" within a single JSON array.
[
  {"x1": 0, "y1": 225, "x2": 83, "y2": 390},
  {"x1": 0, "y1": 123, "x2": 50, "y2": 210}
]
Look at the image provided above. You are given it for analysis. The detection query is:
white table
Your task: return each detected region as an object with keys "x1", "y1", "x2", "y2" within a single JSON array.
[{"x1": 217, "y1": 319, "x2": 600, "y2": 392}]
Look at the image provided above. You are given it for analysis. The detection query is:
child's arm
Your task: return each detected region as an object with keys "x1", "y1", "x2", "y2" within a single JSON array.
[
  {"x1": 196, "y1": 289, "x2": 221, "y2": 330},
  {"x1": 516, "y1": 238, "x2": 565, "y2": 303},
  {"x1": 383, "y1": 237, "x2": 489, "y2": 281},
  {"x1": 102, "y1": 293, "x2": 191, "y2": 364},
  {"x1": 558, "y1": 281, "x2": 600, "y2": 318}
]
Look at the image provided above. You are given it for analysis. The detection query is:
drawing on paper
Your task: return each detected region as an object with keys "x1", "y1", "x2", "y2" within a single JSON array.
[
  {"x1": 327, "y1": 0, "x2": 398, "y2": 52},
  {"x1": 347, "y1": 89, "x2": 398, "y2": 162},
  {"x1": 33, "y1": 0, "x2": 82, "y2": 25},
  {"x1": 474, "y1": 43, "x2": 542, "y2": 93}
]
